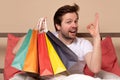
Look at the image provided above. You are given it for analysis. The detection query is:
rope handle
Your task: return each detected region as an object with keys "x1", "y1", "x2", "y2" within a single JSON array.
[{"x1": 37, "y1": 17, "x2": 48, "y2": 33}]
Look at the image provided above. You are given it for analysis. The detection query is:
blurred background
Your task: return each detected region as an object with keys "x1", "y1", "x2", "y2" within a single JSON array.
[{"x1": 0, "y1": 0, "x2": 120, "y2": 80}]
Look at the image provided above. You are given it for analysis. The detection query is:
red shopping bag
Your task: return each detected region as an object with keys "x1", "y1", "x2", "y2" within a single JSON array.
[
  {"x1": 38, "y1": 18, "x2": 66, "y2": 75},
  {"x1": 38, "y1": 32, "x2": 53, "y2": 76}
]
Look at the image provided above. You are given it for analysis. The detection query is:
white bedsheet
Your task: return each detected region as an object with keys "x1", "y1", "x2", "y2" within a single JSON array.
[{"x1": 10, "y1": 70, "x2": 120, "y2": 80}]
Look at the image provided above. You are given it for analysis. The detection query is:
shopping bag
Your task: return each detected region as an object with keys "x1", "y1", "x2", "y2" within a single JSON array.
[
  {"x1": 37, "y1": 18, "x2": 66, "y2": 74},
  {"x1": 45, "y1": 34, "x2": 66, "y2": 74},
  {"x1": 12, "y1": 35, "x2": 26, "y2": 54},
  {"x1": 38, "y1": 32, "x2": 53, "y2": 76},
  {"x1": 12, "y1": 29, "x2": 32, "y2": 70},
  {"x1": 37, "y1": 18, "x2": 53, "y2": 76},
  {"x1": 23, "y1": 29, "x2": 38, "y2": 73},
  {"x1": 46, "y1": 31, "x2": 78, "y2": 69}
]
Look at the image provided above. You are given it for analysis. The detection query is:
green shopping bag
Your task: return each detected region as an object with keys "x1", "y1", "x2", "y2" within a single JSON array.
[{"x1": 12, "y1": 29, "x2": 32, "y2": 70}]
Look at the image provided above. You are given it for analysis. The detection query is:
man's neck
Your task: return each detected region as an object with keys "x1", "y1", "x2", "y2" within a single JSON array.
[{"x1": 58, "y1": 34, "x2": 74, "y2": 45}]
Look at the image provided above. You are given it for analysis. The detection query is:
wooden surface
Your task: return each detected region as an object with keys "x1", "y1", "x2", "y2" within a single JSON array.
[{"x1": 0, "y1": 32, "x2": 120, "y2": 37}]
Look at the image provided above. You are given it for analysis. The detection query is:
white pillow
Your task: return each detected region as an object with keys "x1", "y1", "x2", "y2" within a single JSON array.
[{"x1": 10, "y1": 73, "x2": 35, "y2": 80}]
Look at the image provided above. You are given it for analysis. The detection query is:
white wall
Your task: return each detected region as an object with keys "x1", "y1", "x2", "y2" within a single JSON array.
[{"x1": 0, "y1": 1, "x2": 120, "y2": 79}]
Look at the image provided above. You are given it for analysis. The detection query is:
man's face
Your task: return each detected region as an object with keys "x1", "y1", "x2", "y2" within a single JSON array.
[{"x1": 56, "y1": 12, "x2": 79, "y2": 39}]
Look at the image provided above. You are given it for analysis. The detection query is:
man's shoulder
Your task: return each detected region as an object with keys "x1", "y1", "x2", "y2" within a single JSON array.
[
  {"x1": 75, "y1": 37, "x2": 91, "y2": 44},
  {"x1": 75, "y1": 37, "x2": 86, "y2": 42}
]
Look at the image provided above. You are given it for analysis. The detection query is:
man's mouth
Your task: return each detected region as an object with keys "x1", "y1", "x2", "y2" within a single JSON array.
[{"x1": 69, "y1": 30, "x2": 77, "y2": 33}]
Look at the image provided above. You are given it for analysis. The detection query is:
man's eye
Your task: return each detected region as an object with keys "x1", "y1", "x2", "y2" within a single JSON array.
[
  {"x1": 66, "y1": 21, "x2": 72, "y2": 24},
  {"x1": 75, "y1": 20, "x2": 78, "y2": 23}
]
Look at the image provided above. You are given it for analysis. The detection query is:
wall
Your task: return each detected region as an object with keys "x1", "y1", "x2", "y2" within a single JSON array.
[
  {"x1": 0, "y1": 0, "x2": 120, "y2": 32},
  {"x1": 0, "y1": 0, "x2": 120, "y2": 79}
]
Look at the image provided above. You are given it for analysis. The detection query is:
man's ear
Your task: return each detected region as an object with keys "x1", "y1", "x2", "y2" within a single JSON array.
[{"x1": 56, "y1": 24, "x2": 61, "y2": 31}]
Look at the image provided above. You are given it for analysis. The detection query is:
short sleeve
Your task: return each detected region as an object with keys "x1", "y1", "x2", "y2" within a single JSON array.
[{"x1": 81, "y1": 39, "x2": 93, "y2": 56}]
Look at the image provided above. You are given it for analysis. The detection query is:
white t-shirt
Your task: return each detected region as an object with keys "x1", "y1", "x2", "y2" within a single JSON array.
[{"x1": 54, "y1": 32, "x2": 93, "y2": 74}]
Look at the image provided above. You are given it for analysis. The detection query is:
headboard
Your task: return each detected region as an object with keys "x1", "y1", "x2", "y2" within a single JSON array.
[{"x1": 0, "y1": 32, "x2": 120, "y2": 74}]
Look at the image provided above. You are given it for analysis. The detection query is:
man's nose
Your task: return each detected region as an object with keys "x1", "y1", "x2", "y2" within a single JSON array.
[{"x1": 72, "y1": 22, "x2": 77, "y2": 28}]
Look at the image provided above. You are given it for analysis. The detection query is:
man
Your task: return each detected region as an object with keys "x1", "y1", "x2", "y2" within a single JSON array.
[
  {"x1": 9, "y1": 3, "x2": 102, "y2": 80},
  {"x1": 46, "y1": 3, "x2": 101, "y2": 80},
  {"x1": 53, "y1": 3, "x2": 101, "y2": 74},
  {"x1": 51, "y1": 4, "x2": 120, "y2": 80}
]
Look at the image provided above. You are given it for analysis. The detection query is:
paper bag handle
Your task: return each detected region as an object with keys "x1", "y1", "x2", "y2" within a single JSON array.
[{"x1": 37, "y1": 17, "x2": 48, "y2": 33}]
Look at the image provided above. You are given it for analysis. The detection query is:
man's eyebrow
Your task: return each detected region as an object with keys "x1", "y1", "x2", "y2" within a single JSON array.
[{"x1": 65, "y1": 18, "x2": 73, "y2": 20}]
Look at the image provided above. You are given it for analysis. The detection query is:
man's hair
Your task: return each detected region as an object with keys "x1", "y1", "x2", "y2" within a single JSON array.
[{"x1": 53, "y1": 3, "x2": 80, "y2": 31}]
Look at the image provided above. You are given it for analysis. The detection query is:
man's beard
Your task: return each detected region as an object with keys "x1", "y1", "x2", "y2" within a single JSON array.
[{"x1": 61, "y1": 32, "x2": 76, "y2": 40}]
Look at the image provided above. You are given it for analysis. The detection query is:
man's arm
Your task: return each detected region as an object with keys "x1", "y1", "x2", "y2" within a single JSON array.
[{"x1": 85, "y1": 13, "x2": 101, "y2": 73}]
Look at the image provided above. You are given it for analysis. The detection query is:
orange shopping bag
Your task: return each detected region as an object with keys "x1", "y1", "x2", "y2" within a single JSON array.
[{"x1": 23, "y1": 29, "x2": 38, "y2": 73}]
